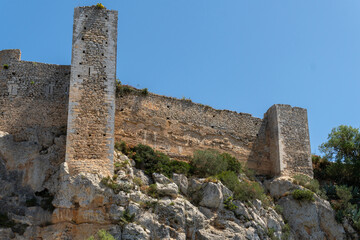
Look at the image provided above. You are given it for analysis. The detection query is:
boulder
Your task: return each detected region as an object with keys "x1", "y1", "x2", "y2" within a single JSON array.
[
  {"x1": 173, "y1": 173, "x2": 188, "y2": 195},
  {"x1": 156, "y1": 182, "x2": 179, "y2": 198},
  {"x1": 265, "y1": 177, "x2": 295, "y2": 199},
  {"x1": 152, "y1": 173, "x2": 172, "y2": 184},
  {"x1": 199, "y1": 182, "x2": 223, "y2": 209}
]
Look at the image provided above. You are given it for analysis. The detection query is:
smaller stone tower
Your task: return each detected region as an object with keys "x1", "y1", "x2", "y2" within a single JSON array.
[
  {"x1": 265, "y1": 104, "x2": 313, "y2": 177},
  {"x1": 65, "y1": 6, "x2": 118, "y2": 176}
]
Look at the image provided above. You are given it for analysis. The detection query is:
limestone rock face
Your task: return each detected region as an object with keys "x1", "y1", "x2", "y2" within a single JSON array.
[
  {"x1": 278, "y1": 196, "x2": 345, "y2": 240},
  {"x1": 0, "y1": 130, "x2": 65, "y2": 192},
  {"x1": 267, "y1": 177, "x2": 347, "y2": 240},
  {"x1": 0, "y1": 139, "x2": 355, "y2": 240},
  {"x1": 173, "y1": 173, "x2": 188, "y2": 195},
  {"x1": 122, "y1": 223, "x2": 150, "y2": 240}
]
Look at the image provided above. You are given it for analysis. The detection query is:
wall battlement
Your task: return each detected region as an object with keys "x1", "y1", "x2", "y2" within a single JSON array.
[{"x1": 0, "y1": 6, "x2": 313, "y2": 177}]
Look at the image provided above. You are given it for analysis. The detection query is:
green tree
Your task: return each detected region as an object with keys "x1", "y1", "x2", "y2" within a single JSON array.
[
  {"x1": 320, "y1": 125, "x2": 360, "y2": 164},
  {"x1": 319, "y1": 125, "x2": 360, "y2": 185}
]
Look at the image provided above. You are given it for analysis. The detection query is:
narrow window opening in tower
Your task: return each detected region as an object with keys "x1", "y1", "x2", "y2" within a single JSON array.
[{"x1": 89, "y1": 68, "x2": 91, "y2": 76}]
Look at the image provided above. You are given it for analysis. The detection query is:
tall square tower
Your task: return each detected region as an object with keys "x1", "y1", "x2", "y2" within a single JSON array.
[{"x1": 65, "y1": 6, "x2": 118, "y2": 176}]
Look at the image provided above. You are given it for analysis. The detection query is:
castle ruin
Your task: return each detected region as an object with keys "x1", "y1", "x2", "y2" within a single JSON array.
[{"x1": 0, "y1": 5, "x2": 313, "y2": 177}]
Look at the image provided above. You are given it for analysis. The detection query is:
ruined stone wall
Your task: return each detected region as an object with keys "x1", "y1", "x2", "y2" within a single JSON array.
[
  {"x1": 115, "y1": 93, "x2": 273, "y2": 175},
  {"x1": 265, "y1": 105, "x2": 313, "y2": 177},
  {"x1": 65, "y1": 6, "x2": 118, "y2": 177},
  {"x1": 0, "y1": 7, "x2": 312, "y2": 177},
  {"x1": 0, "y1": 49, "x2": 70, "y2": 142}
]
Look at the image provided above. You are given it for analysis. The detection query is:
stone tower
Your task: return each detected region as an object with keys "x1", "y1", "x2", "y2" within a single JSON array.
[
  {"x1": 265, "y1": 105, "x2": 313, "y2": 177},
  {"x1": 65, "y1": 6, "x2": 118, "y2": 176}
]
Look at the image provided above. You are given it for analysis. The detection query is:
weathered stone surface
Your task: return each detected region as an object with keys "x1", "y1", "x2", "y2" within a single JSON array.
[
  {"x1": 156, "y1": 182, "x2": 179, "y2": 198},
  {"x1": 278, "y1": 191, "x2": 345, "y2": 240},
  {"x1": 122, "y1": 223, "x2": 150, "y2": 240},
  {"x1": 152, "y1": 173, "x2": 172, "y2": 184},
  {"x1": 199, "y1": 182, "x2": 223, "y2": 209},
  {"x1": 65, "y1": 6, "x2": 118, "y2": 177},
  {"x1": 265, "y1": 176, "x2": 295, "y2": 199},
  {"x1": 173, "y1": 173, "x2": 188, "y2": 195},
  {"x1": 134, "y1": 169, "x2": 152, "y2": 186}
]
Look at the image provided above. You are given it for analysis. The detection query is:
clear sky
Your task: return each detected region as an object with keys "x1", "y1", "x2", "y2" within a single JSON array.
[{"x1": 1, "y1": 0, "x2": 359, "y2": 154}]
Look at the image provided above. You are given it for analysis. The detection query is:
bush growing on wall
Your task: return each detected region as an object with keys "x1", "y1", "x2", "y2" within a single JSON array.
[{"x1": 96, "y1": 3, "x2": 105, "y2": 9}]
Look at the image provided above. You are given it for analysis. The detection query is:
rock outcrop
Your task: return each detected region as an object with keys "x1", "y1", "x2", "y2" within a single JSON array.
[{"x1": 0, "y1": 134, "x2": 357, "y2": 239}]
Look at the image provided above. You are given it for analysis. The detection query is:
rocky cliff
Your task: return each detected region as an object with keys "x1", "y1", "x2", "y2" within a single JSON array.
[{"x1": 0, "y1": 130, "x2": 357, "y2": 240}]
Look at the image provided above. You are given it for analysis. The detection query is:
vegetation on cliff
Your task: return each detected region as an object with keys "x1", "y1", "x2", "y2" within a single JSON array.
[
  {"x1": 313, "y1": 125, "x2": 360, "y2": 232},
  {"x1": 114, "y1": 140, "x2": 269, "y2": 205}
]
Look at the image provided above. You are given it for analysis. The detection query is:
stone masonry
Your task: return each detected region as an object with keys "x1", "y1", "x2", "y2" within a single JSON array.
[
  {"x1": 65, "y1": 6, "x2": 118, "y2": 177},
  {"x1": 0, "y1": 5, "x2": 312, "y2": 177}
]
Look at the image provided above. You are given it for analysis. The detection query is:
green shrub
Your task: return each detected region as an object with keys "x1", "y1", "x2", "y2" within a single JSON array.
[
  {"x1": 292, "y1": 189, "x2": 315, "y2": 201},
  {"x1": 115, "y1": 141, "x2": 131, "y2": 155},
  {"x1": 274, "y1": 204, "x2": 283, "y2": 215},
  {"x1": 191, "y1": 149, "x2": 228, "y2": 177},
  {"x1": 132, "y1": 144, "x2": 190, "y2": 177},
  {"x1": 217, "y1": 171, "x2": 239, "y2": 192},
  {"x1": 116, "y1": 84, "x2": 134, "y2": 97},
  {"x1": 293, "y1": 174, "x2": 320, "y2": 193},
  {"x1": 87, "y1": 229, "x2": 115, "y2": 240},
  {"x1": 101, "y1": 177, "x2": 121, "y2": 194},
  {"x1": 267, "y1": 228, "x2": 276, "y2": 240},
  {"x1": 216, "y1": 170, "x2": 268, "y2": 204},
  {"x1": 120, "y1": 209, "x2": 135, "y2": 226},
  {"x1": 234, "y1": 180, "x2": 267, "y2": 203},
  {"x1": 336, "y1": 185, "x2": 353, "y2": 205},
  {"x1": 96, "y1": 3, "x2": 105, "y2": 9},
  {"x1": 350, "y1": 208, "x2": 360, "y2": 231},
  {"x1": 169, "y1": 160, "x2": 192, "y2": 175},
  {"x1": 147, "y1": 184, "x2": 159, "y2": 198},
  {"x1": 133, "y1": 176, "x2": 143, "y2": 187},
  {"x1": 141, "y1": 88, "x2": 148, "y2": 96},
  {"x1": 243, "y1": 167, "x2": 256, "y2": 181},
  {"x1": 221, "y1": 153, "x2": 242, "y2": 174},
  {"x1": 223, "y1": 196, "x2": 238, "y2": 211},
  {"x1": 3, "y1": 64, "x2": 9, "y2": 69}
]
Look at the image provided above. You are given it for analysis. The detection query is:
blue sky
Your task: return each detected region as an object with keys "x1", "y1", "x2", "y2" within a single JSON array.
[{"x1": 1, "y1": 0, "x2": 359, "y2": 154}]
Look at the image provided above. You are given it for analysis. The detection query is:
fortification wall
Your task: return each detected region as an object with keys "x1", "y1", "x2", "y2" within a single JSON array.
[
  {"x1": 0, "y1": 6, "x2": 312, "y2": 177},
  {"x1": 0, "y1": 49, "x2": 70, "y2": 143},
  {"x1": 115, "y1": 92, "x2": 273, "y2": 175},
  {"x1": 65, "y1": 6, "x2": 118, "y2": 177}
]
